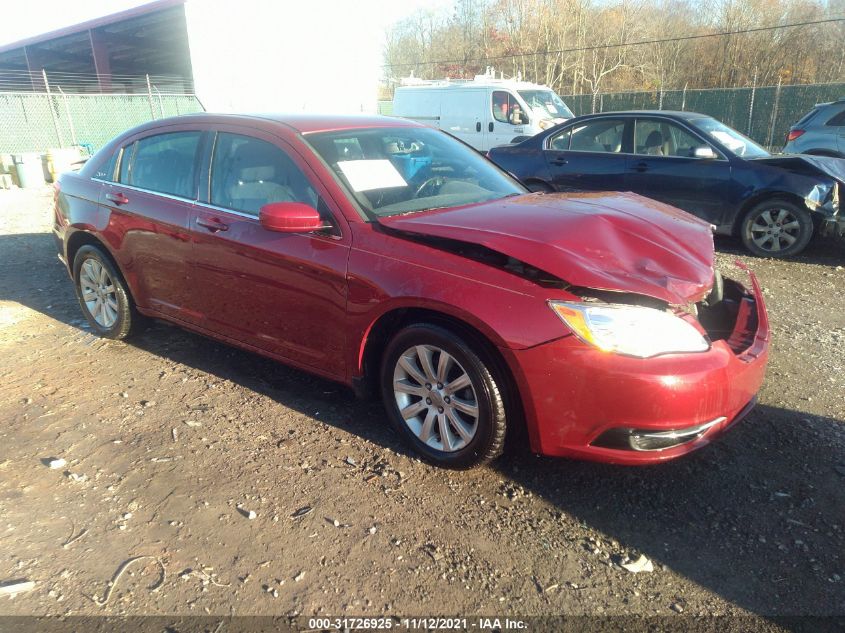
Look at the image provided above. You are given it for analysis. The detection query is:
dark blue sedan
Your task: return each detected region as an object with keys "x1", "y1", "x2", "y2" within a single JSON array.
[{"x1": 488, "y1": 111, "x2": 845, "y2": 258}]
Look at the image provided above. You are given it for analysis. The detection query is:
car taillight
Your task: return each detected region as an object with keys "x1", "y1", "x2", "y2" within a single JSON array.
[{"x1": 786, "y1": 129, "x2": 805, "y2": 142}]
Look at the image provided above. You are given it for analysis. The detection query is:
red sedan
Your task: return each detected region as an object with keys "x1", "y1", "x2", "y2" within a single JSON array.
[{"x1": 53, "y1": 114, "x2": 769, "y2": 468}]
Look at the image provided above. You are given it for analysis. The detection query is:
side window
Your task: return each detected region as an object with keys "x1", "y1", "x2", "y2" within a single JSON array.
[
  {"x1": 635, "y1": 119, "x2": 706, "y2": 157},
  {"x1": 569, "y1": 119, "x2": 625, "y2": 153},
  {"x1": 210, "y1": 133, "x2": 321, "y2": 217},
  {"x1": 549, "y1": 128, "x2": 571, "y2": 150},
  {"x1": 130, "y1": 131, "x2": 201, "y2": 198},
  {"x1": 826, "y1": 109, "x2": 845, "y2": 126},
  {"x1": 492, "y1": 91, "x2": 527, "y2": 125},
  {"x1": 118, "y1": 143, "x2": 135, "y2": 184},
  {"x1": 93, "y1": 149, "x2": 119, "y2": 181},
  {"x1": 634, "y1": 120, "x2": 665, "y2": 155},
  {"x1": 664, "y1": 123, "x2": 707, "y2": 157}
]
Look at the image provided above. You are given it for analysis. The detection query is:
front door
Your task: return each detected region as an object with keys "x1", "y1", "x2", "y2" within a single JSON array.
[
  {"x1": 488, "y1": 90, "x2": 528, "y2": 150},
  {"x1": 188, "y1": 129, "x2": 350, "y2": 379},
  {"x1": 624, "y1": 118, "x2": 733, "y2": 225}
]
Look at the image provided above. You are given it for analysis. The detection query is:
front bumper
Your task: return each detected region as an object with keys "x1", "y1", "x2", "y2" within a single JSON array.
[
  {"x1": 506, "y1": 269, "x2": 769, "y2": 465},
  {"x1": 819, "y1": 214, "x2": 845, "y2": 238}
]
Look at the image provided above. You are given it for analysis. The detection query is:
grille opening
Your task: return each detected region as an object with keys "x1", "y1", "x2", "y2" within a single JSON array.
[{"x1": 696, "y1": 277, "x2": 756, "y2": 349}]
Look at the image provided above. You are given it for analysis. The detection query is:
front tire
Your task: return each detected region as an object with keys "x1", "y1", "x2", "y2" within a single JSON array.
[
  {"x1": 740, "y1": 199, "x2": 813, "y2": 258},
  {"x1": 380, "y1": 324, "x2": 507, "y2": 469},
  {"x1": 73, "y1": 245, "x2": 137, "y2": 339}
]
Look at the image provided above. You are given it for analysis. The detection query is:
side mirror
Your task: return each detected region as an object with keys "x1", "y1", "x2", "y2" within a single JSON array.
[
  {"x1": 259, "y1": 202, "x2": 323, "y2": 233},
  {"x1": 692, "y1": 146, "x2": 717, "y2": 159}
]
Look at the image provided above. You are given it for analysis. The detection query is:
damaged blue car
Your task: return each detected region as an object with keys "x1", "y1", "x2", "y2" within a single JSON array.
[{"x1": 488, "y1": 111, "x2": 845, "y2": 258}]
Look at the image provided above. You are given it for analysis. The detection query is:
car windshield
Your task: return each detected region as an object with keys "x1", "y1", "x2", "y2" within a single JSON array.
[
  {"x1": 690, "y1": 117, "x2": 770, "y2": 158},
  {"x1": 306, "y1": 127, "x2": 525, "y2": 218},
  {"x1": 518, "y1": 90, "x2": 574, "y2": 119}
]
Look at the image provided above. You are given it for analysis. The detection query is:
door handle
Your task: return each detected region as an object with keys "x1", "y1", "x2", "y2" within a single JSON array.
[
  {"x1": 632, "y1": 162, "x2": 649, "y2": 172},
  {"x1": 476, "y1": 122, "x2": 481, "y2": 132},
  {"x1": 488, "y1": 122, "x2": 494, "y2": 132},
  {"x1": 550, "y1": 157, "x2": 568, "y2": 166},
  {"x1": 195, "y1": 216, "x2": 229, "y2": 232},
  {"x1": 105, "y1": 192, "x2": 129, "y2": 205}
]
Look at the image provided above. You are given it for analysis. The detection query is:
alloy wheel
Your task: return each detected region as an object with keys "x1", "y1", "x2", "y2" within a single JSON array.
[
  {"x1": 79, "y1": 258, "x2": 119, "y2": 328},
  {"x1": 392, "y1": 344, "x2": 480, "y2": 452},
  {"x1": 749, "y1": 207, "x2": 801, "y2": 253}
]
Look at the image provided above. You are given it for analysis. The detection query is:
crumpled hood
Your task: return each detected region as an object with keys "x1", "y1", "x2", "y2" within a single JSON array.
[
  {"x1": 378, "y1": 191, "x2": 716, "y2": 305},
  {"x1": 750, "y1": 154, "x2": 845, "y2": 185}
]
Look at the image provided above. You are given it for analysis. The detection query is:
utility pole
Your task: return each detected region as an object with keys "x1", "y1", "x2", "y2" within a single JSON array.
[
  {"x1": 146, "y1": 74, "x2": 156, "y2": 119},
  {"x1": 748, "y1": 67, "x2": 757, "y2": 136},
  {"x1": 42, "y1": 69, "x2": 64, "y2": 146}
]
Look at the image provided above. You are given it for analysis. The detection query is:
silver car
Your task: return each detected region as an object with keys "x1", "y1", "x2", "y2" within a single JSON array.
[{"x1": 783, "y1": 99, "x2": 845, "y2": 158}]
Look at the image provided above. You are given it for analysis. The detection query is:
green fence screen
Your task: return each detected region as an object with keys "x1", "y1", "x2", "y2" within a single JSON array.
[{"x1": 0, "y1": 92, "x2": 204, "y2": 155}]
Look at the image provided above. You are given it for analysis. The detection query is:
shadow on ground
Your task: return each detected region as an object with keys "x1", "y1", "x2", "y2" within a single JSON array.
[{"x1": 2, "y1": 232, "x2": 844, "y2": 627}]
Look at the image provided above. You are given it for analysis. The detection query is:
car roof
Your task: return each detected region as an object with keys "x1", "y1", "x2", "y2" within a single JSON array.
[
  {"x1": 129, "y1": 112, "x2": 422, "y2": 135},
  {"x1": 574, "y1": 110, "x2": 711, "y2": 120}
]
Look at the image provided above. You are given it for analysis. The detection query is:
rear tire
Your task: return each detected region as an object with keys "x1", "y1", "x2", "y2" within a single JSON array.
[
  {"x1": 73, "y1": 245, "x2": 138, "y2": 339},
  {"x1": 380, "y1": 323, "x2": 507, "y2": 469},
  {"x1": 740, "y1": 199, "x2": 813, "y2": 258}
]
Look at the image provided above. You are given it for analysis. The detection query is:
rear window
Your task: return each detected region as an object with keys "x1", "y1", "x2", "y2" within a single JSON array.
[
  {"x1": 826, "y1": 108, "x2": 845, "y2": 126},
  {"x1": 795, "y1": 107, "x2": 821, "y2": 126},
  {"x1": 128, "y1": 131, "x2": 201, "y2": 199},
  {"x1": 92, "y1": 149, "x2": 119, "y2": 181}
]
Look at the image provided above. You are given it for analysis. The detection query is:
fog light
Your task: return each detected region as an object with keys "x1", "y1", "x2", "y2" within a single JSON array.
[{"x1": 592, "y1": 417, "x2": 726, "y2": 451}]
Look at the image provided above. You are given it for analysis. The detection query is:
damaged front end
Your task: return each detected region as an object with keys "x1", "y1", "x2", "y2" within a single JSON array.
[
  {"x1": 806, "y1": 180, "x2": 844, "y2": 238},
  {"x1": 562, "y1": 263, "x2": 767, "y2": 361},
  {"x1": 754, "y1": 154, "x2": 845, "y2": 238},
  {"x1": 696, "y1": 267, "x2": 768, "y2": 357},
  {"x1": 582, "y1": 264, "x2": 768, "y2": 453}
]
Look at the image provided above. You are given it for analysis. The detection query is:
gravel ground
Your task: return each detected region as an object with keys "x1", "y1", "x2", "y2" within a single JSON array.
[{"x1": 0, "y1": 186, "x2": 843, "y2": 628}]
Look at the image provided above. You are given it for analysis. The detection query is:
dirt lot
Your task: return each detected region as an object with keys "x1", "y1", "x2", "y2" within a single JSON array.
[{"x1": 0, "y1": 186, "x2": 843, "y2": 627}]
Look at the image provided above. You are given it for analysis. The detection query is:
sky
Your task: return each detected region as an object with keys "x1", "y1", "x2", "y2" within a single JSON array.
[{"x1": 0, "y1": 0, "x2": 454, "y2": 47}]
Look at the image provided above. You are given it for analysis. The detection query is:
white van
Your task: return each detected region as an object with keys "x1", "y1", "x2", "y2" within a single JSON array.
[{"x1": 392, "y1": 73, "x2": 574, "y2": 151}]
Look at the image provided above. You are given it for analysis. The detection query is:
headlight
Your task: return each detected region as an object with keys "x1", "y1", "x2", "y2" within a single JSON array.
[
  {"x1": 548, "y1": 301, "x2": 709, "y2": 358},
  {"x1": 538, "y1": 119, "x2": 555, "y2": 130}
]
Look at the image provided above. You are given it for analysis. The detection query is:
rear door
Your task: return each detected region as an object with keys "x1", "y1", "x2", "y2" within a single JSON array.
[
  {"x1": 624, "y1": 117, "x2": 732, "y2": 224},
  {"x1": 542, "y1": 117, "x2": 631, "y2": 191},
  {"x1": 188, "y1": 127, "x2": 350, "y2": 378},
  {"x1": 99, "y1": 128, "x2": 203, "y2": 320}
]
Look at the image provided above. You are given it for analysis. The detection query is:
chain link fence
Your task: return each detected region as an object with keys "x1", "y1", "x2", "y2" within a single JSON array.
[
  {"x1": 561, "y1": 82, "x2": 845, "y2": 150},
  {"x1": 0, "y1": 92, "x2": 204, "y2": 155}
]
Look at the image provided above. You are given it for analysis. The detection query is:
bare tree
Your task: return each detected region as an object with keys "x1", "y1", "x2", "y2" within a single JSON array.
[{"x1": 382, "y1": 0, "x2": 845, "y2": 97}]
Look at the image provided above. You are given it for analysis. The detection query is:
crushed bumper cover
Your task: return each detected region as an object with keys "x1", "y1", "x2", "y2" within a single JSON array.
[{"x1": 504, "y1": 267, "x2": 769, "y2": 465}]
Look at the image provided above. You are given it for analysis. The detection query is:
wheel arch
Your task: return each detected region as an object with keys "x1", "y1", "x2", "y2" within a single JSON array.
[
  {"x1": 354, "y1": 307, "x2": 526, "y2": 444},
  {"x1": 731, "y1": 191, "x2": 810, "y2": 236},
  {"x1": 67, "y1": 230, "x2": 116, "y2": 277},
  {"x1": 66, "y1": 230, "x2": 139, "y2": 303}
]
